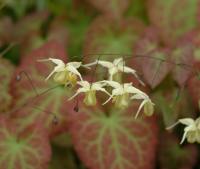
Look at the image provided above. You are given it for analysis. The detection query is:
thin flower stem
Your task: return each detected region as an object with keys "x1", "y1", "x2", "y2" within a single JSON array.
[{"x1": 17, "y1": 70, "x2": 39, "y2": 96}]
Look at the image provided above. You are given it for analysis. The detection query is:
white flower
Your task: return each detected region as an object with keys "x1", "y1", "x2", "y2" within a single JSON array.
[
  {"x1": 85, "y1": 58, "x2": 144, "y2": 85},
  {"x1": 68, "y1": 81, "x2": 110, "y2": 106},
  {"x1": 131, "y1": 93, "x2": 154, "y2": 119},
  {"x1": 38, "y1": 58, "x2": 82, "y2": 80},
  {"x1": 102, "y1": 80, "x2": 147, "y2": 107},
  {"x1": 167, "y1": 117, "x2": 200, "y2": 144}
]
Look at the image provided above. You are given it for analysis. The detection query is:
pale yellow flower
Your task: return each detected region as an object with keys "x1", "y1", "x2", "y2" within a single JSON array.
[
  {"x1": 167, "y1": 117, "x2": 200, "y2": 144},
  {"x1": 68, "y1": 81, "x2": 110, "y2": 106},
  {"x1": 85, "y1": 58, "x2": 144, "y2": 85},
  {"x1": 38, "y1": 58, "x2": 83, "y2": 86},
  {"x1": 102, "y1": 81, "x2": 153, "y2": 115}
]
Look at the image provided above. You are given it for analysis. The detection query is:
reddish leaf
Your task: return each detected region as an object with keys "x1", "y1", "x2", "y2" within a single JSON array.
[
  {"x1": 47, "y1": 17, "x2": 69, "y2": 48},
  {"x1": 86, "y1": 0, "x2": 130, "y2": 19},
  {"x1": 134, "y1": 28, "x2": 172, "y2": 88},
  {"x1": 13, "y1": 11, "x2": 50, "y2": 56},
  {"x1": 10, "y1": 41, "x2": 74, "y2": 137},
  {"x1": 183, "y1": 29, "x2": 200, "y2": 66},
  {"x1": 188, "y1": 75, "x2": 200, "y2": 109},
  {"x1": 13, "y1": 11, "x2": 49, "y2": 42},
  {"x1": 147, "y1": 0, "x2": 200, "y2": 44},
  {"x1": 0, "y1": 58, "x2": 15, "y2": 112},
  {"x1": 172, "y1": 41, "x2": 194, "y2": 86},
  {"x1": 159, "y1": 133, "x2": 198, "y2": 169},
  {"x1": 141, "y1": 49, "x2": 171, "y2": 89},
  {"x1": 0, "y1": 116, "x2": 51, "y2": 169},
  {"x1": 83, "y1": 16, "x2": 144, "y2": 63},
  {"x1": 68, "y1": 104, "x2": 158, "y2": 169}
]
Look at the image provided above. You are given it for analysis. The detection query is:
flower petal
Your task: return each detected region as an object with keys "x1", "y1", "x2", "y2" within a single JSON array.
[
  {"x1": 103, "y1": 80, "x2": 121, "y2": 89},
  {"x1": 68, "y1": 87, "x2": 89, "y2": 100},
  {"x1": 179, "y1": 118, "x2": 195, "y2": 126},
  {"x1": 67, "y1": 65, "x2": 83, "y2": 80},
  {"x1": 98, "y1": 60, "x2": 113, "y2": 68},
  {"x1": 135, "y1": 100, "x2": 147, "y2": 119},
  {"x1": 68, "y1": 62, "x2": 82, "y2": 68}
]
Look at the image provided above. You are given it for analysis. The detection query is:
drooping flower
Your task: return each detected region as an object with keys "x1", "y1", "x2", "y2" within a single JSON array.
[
  {"x1": 102, "y1": 81, "x2": 152, "y2": 113},
  {"x1": 85, "y1": 58, "x2": 144, "y2": 85},
  {"x1": 68, "y1": 81, "x2": 110, "y2": 106},
  {"x1": 167, "y1": 117, "x2": 200, "y2": 144},
  {"x1": 131, "y1": 93, "x2": 154, "y2": 118},
  {"x1": 38, "y1": 58, "x2": 83, "y2": 86}
]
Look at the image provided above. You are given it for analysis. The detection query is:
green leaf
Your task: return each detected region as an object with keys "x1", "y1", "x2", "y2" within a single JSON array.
[
  {"x1": 68, "y1": 104, "x2": 158, "y2": 169},
  {"x1": 0, "y1": 116, "x2": 51, "y2": 169}
]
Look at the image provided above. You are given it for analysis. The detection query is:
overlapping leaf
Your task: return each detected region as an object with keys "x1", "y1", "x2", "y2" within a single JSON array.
[
  {"x1": 86, "y1": 0, "x2": 130, "y2": 19},
  {"x1": 172, "y1": 41, "x2": 194, "y2": 86},
  {"x1": 0, "y1": 115, "x2": 51, "y2": 169},
  {"x1": 83, "y1": 16, "x2": 145, "y2": 62},
  {"x1": 184, "y1": 29, "x2": 200, "y2": 66},
  {"x1": 134, "y1": 28, "x2": 172, "y2": 88},
  {"x1": 0, "y1": 57, "x2": 14, "y2": 112},
  {"x1": 10, "y1": 41, "x2": 75, "y2": 137},
  {"x1": 147, "y1": 0, "x2": 200, "y2": 44},
  {"x1": 68, "y1": 104, "x2": 158, "y2": 169}
]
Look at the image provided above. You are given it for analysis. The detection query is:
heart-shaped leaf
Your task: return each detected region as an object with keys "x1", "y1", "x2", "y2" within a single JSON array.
[
  {"x1": 142, "y1": 49, "x2": 171, "y2": 89},
  {"x1": 0, "y1": 58, "x2": 14, "y2": 112},
  {"x1": 83, "y1": 16, "x2": 144, "y2": 62},
  {"x1": 147, "y1": 0, "x2": 200, "y2": 44},
  {"x1": 68, "y1": 104, "x2": 158, "y2": 169},
  {"x1": 10, "y1": 41, "x2": 75, "y2": 137},
  {"x1": 86, "y1": 0, "x2": 130, "y2": 19},
  {"x1": 0, "y1": 115, "x2": 51, "y2": 169},
  {"x1": 134, "y1": 28, "x2": 172, "y2": 88},
  {"x1": 172, "y1": 41, "x2": 194, "y2": 86},
  {"x1": 183, "y1": 29, "x2": 200, "y2": 66}
]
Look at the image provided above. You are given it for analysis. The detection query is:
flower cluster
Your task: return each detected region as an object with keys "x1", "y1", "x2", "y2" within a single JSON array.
[{"x1": 39, "y1": 57, "x2": 154, "y2": 118}]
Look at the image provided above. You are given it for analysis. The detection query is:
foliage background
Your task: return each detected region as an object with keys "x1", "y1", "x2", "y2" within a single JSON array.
[{"x1": 0, "y1": 0, "x2": 200, "y2": 169}]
